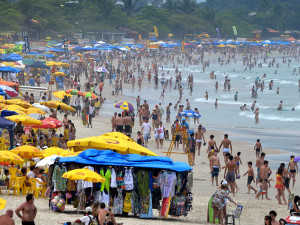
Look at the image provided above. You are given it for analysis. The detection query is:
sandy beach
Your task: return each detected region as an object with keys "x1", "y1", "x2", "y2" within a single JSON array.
[{"x1": 2, "y1": 65, "x2": 297, "y2": 225}]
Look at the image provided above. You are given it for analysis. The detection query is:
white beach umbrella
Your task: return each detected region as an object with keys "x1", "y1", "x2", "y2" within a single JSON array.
[{"x1": 36, "y1": 155, "x2": 60, "y2": 167}]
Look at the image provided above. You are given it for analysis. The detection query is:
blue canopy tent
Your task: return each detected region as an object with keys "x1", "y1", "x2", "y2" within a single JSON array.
[
  {"x1": 0, "y1": 66, "x2": 22, "y2": 73},
  {"x1": 0, "y1": 116, "x2": 15, "y2": 149},
  {"x1": 28, "y1": 61, "x2": 50, "y2": 69},
  {"x1": 60, "y1": 149, "x2": 192, "y2": 172},
  {"x1": 0, "y1": 53, "x2": 22, "y2": 61}
]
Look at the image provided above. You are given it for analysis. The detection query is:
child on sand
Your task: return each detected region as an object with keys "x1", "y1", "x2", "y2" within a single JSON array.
[
  {"x1": 234, "y1": 152, "x2": 242, "y2": 175},
  {"x1": 243, "y1": 161, "x2": 257, "y2": 194}
]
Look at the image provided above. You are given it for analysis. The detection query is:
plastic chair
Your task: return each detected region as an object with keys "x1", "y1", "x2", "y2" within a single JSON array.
[
  {"x1": 227, "y1": 204, "x2": 243, "y2": 225},
  {"x1": 9, "y1": 167, "x2": 19, "y2": 179},
  {"x1": 27, "y1": 178, "x2": 47, "y2": 199},
  {"x1": 11, "y1": 177, "x2": 25, "y2": 196}
]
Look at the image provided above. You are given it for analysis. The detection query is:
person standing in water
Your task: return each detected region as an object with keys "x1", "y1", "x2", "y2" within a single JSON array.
[{"x1": 277, "y1": 101, "x2": 283, "y2": 111}]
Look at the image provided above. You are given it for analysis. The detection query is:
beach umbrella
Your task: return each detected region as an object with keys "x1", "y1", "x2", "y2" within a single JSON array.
[
  {"x1": 53, "y1": 72, "x2": 66, "y2": 77},
  {"x1": 59, "y1": 150, "x2": 81, "y2": 157},
  {"x1": 5, "y1": 115, "x2": 42, "y2": 125},
  {"x1": 43, "y1": 117, "x2": 63, "y2": 128},
  {"x1": 11, "y1": 146, "x2": 42, "y2": 158},
  {"x1": 40, "y1": 100, "x2": 76, "y2": 112},
  {"x1": 28, "y1": 113, "x2": 42, "y2": 120},
  {"x1": 65, "y1": 89, "x2": 83, "y2": 96},
  {"x1": 0, "y1": 150, "x2": 24, "y2": 164},
  {"x1": 0, "y1": 85, "x2": 18, "y2": 97},
  {"x1": 179, "y1": 110, "x2": 201, "y2": 118},
  {"x1": 42, "y1": 147, "x2": 65, "y2": 158},
  {"x1": 5, "y1": 99, "x2": 31, "y2": 108},
  {"x1": 26, "y1": 107, "x2": 45, "y2": 115},
  {"x1": 0, "y1": 198, "x2": 6, "y2": 210},
  {"x1": 0, "y1": 81, "x2": 19, "y2": 87},
  {"x1": 102, "y1": 132, "x2": 134, "y2": 142},
  {"x1": 29, "y1": 61, "x2": 50, "y2": 69},
  {"x1": 0, "y1": 110, "x2": 22, "y2": 117},
  {"x1": 53, "y1": 91, "x2": 72, "y2": 99},
  {"x1": 2, "y1": 105, "x2": 26, "y2": 113},
  {"x1": 32, "y1": 103, "x2": 50, "y2": 112},
  {"x1": 114, "y1": 101, "x2": 134, "y2": 111},
  {"x1": 36, "y1": 155, "x2": 59, "y2": 167},
  {"x1": 95, "y1": 67, "x2": 108, "y2": 73},
  {"x1": 62, "y1": 168, "x2": 106, "y2": 183},
  {"x1": 67, "y1": 135, "x2": 158, "y2": 156},
  {"x1": 26, "y1": 119, "x2": 56, "y2": 129},
  {"x1": 83, "y1": 92, "x2": 97, "y2": 99}
]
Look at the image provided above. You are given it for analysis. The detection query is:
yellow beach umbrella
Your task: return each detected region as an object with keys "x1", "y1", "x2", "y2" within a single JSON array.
[
  {"x1": 67, "y1": 134, "x2": 158, "y2": 156},
  {"x1": 5, "y1": 115, "x2": 42, "y2": 125},
  {"x1": 5, "y1": 99, "x2": 32, "y2": 108},
  {"x1": 53, "y1": 72, "x2": 66, "y2": 77},
  {"x1": 0, "y1": 198, "x2": 6, "y2": 210},
  {"x1": 11, "y1": 146, "x2": 42, "y2": 158},
  {"x1": 59, "y1": 150, "x2": 81, "y2": 157},
  {"x1": 62, "y1": 168, "x2": 106, "y2": 183},
  {"x1": 0, "y1": 150, "x2": 24, "y2": 164},
  {"x1": 2, "y1": 105, "x2": 27, "y2": 112},
  {"x1": 102, "y1": 132, "x2": 134, "y2": 142},
  {"x1": 26, "y1": 107, "x2": 45, "y2": 115},
  {"x1": 42, "y1": 147, "x2": 65, "y2": 158},
  {"x1": 53, "y1": 91, "x2": 72, "y2": 99},
  {"x1": 40, "y1": 101, "x2": 75, "y2": 112}
]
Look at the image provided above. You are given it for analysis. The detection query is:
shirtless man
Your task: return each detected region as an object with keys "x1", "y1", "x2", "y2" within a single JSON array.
[
  {"x1": 258, "y1": 160, "x2": 271, "y2": 200},
  {"x1": 174, "y1": 101, "x2": 179, "y2": 110},
  {"x1": 281, "y1": 163, "x2": 291, "y2": 195},
  {"x1": 0, "y1": 209, "x2": 15, "y2": 225},
  {"x1": 195, "y1": 125, "x2": 206, "y2": 156},
  {"x1": 63, "y1": 114, "x2": 69, "y2": 128},
  {"x1": 206, "y1": 135, "x2": 218, "y2": 158},
  {"x1": 288, "y1": 155, "x2": 298, "y2": 188},
  {"x1": 269, "y1": 210, "x2": 280, "y2": 225},
  {"x1": 224, "y1": 155, "x2": 238, "y2": 195},
  {"x1": 136, "y1": 96, "x2": 141, "y2": 109},
  {"x1": 233, "y1": 152, "x2": 242, "y2": 175},
  {"x1": 243, "y1": 161, "x2": 257, "y2": 194},
  {"x1": 123, "y1": 112, "x2": 132, "y2": 134},
  {"x1": 166, "y1": 103, "x2": 172, "y2": 123},
  {"x1": 254, "y1": 139, "x2": 262, "y2": 158},
  {"x1": 98, "y1": 203, "x2": 121, "y2": 225},
  {"x1": 251, "y1": 100, "x2": 257, "y2": 111},
  {"x1": 142, "y1": 100, "x2": 149, "y2": 110},
  {"x1": 15, "y1": 194, "x2": 37, "y2": 225},
  {"x1": 277, "y1": 100, "x2": 283, "y2": 111},
  {"x1": 115, "y1": 113, "x2": 124, "y2": 133},
  {"x1": 111, "y1": 112, "x2": 117, "y2": 132},
  {"x1": 219, "y1": 134, "x2": 233, "y2": 162},
  {"x1": 210, "y1": 150, "x2": 221, "y2": 186},
  {"x1": 256, "y1": 152, "x2": 265, "y2": 184}
]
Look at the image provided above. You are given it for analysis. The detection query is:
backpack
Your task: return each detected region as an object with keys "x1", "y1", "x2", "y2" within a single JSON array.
[{"x1": 88, "y1": 215, "x2": 98, "y2": 225}]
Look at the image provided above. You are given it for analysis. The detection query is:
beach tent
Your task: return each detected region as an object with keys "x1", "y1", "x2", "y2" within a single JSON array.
[
  {"x1": 0, "y1": 116, "x2": 15, "y2": 149},
  {"x1": 0, "y1": 53, "x2": 22, "y2": 61},
  {"x1": 60, "y1": 149, "x2": 192, "y2": 172},
  {"x1": 0, "y1": 66, "x2": 21, "y2": 73},
  {"x1": 28, "y1": 61, "x2": 50, "y2": 69}
]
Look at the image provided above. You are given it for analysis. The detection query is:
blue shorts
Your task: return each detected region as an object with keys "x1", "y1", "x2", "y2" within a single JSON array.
[
  {"x1": 144, "y1": 133, "x2": 150, "y2": 141},
  {"x1": 212, "y1": 167, "x2": 219, "y2": 177}
]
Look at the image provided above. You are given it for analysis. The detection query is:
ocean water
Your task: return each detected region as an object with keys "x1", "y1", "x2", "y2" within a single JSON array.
[{"x1": 100, "y1": 55, "x2": 300, "y2": 158}]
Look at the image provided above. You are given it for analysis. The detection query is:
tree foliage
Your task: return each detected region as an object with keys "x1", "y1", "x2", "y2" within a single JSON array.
[{"x1": 0, "y1": 0, "x2": 300, "y2": 39}]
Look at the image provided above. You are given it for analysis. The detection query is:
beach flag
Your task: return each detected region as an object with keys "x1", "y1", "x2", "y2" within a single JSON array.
[
  {"x1": 154, "y1": 26, "x2": 158, "y2": 37},
  {"x1": 233, "y1": 26, "x2": 237, "y2": 36}
]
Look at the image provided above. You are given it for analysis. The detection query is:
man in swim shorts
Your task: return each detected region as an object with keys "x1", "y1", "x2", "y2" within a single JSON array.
[
  {"x1": 195, "y1": 125, "x2": 206, "y2": 156},
  {"x1": 115, "y1": 113, "x2": 124, "y2": 132},
  {"x1": 210, "y1": 150, "x2": 221, "y2": 186},
  {"x1": 288, "y1": 155, "x2": 298, "y2": 188},
  {"x1": 224, "y1": 155, "x2": 238, "y2": 196},
  {"x1": 219, "y1": 134, "x2": 233, "y2": 163},
  {"x1": 256, "y1": 152, "x2": 265, "y2": 185}
]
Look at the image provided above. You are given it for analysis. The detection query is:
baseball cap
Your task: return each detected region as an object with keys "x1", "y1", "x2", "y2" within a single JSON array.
[
  {"x1": 85, "y1": 206, "x2": 92, "y2": 213},
  {"x1": 221, "y1": 180, "x2": 228, "y2": 185}
]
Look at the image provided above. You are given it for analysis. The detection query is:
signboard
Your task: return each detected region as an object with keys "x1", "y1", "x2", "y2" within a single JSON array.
[{"x1": 24, "y1": 36, "x2": 30, "y2": 53}]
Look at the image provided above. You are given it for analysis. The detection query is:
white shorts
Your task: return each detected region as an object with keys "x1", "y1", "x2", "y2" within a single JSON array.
[
  {"x1": 223, "y1": 148, "x2": 229, "y2": 153},
  {"x1": 196, "y1": 139, "x2": 202, "y2": 143}
]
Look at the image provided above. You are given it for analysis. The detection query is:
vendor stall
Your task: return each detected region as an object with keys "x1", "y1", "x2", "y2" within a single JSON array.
[{"x1": 50, "y1": 149, "x2": 193, "y2": 219}]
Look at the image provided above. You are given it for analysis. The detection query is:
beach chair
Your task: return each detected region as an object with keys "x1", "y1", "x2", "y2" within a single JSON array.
[
  {"x1": 27, "y1": 178, "x2": 47, "y2": 199},
  {"x1": 11, "y1": 177, "x2": 25, "y2": 196},
  {"x1": 226, "y1": 204, "x2": 243, "y2": 225}
]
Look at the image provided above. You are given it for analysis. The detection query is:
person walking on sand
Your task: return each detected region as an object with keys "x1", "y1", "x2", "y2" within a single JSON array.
[
  {"x1": 15, "y1": 194, "x2": 37, "y2": 225},
  {"x1": 258, "y1": 160, "x2": 271, "y2": 200},
  {"x1": 219, "y1": 134, "x2": 233, "y2": 163},
  {"x1": 207, "y1": 135, "x2": 218, "y2": 158},
  {"x1": 256, "y1": 152, "x2": 265, "y2": 184},
  {"x1": 111, "y1": 112, "x2": 117, "y2": 132},
  {"x1": 224, "y1": 155, "x2": 238, "y2": 195},
  {"x1": 210, "y1": 150, "x2": 221, "y2": 186},
  {"x1": 0, "y1": 209, "x2": 15, "y2": 225},
  {"x1": 166, "y1": 103, "x2": 172, "y2": 123},
  {"x1": 275, "y1": 167, "x2": 287, "y2": 205},
  {"x1": 288, "y1": 155, "x2": 298, "y2": 188},
  {"x1": 141, "y1": 118, "x2": 151, "y2": 147},
  {"x1": 243, "y1": 161, "x2": 257, "y2": 194},
  {"x1": 234, "y1": 152, "x2": 242, "y2": 175},
  {"x1": 115, "y1": 113, "x2": 124, "y2": 133},
  {"x1": 281, "y1": 163, "x2": 291, "y2": 195},
  {"x1": 254, "y1": 139, "x2": 262, "y2": 158},
  {"x1": 195, "y1": 125, "x2": 205, "y2": 156}
]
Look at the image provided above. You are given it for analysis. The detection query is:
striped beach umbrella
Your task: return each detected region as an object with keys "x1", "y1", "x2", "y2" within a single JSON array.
[{"x1": 114, "y1": 101, "x2": 134, "y2": 111}]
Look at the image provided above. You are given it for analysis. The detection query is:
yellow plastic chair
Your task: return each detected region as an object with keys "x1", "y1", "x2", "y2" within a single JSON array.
[
  {"x1": 11, "y1": 177, "x2": 25, "y2": 196},
  {"x1": 28, "y1": 178, "x2": 47, "y2": 199},
  {"x1": 9, "y1": 167, "x2": 19, "y2": 179}
]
